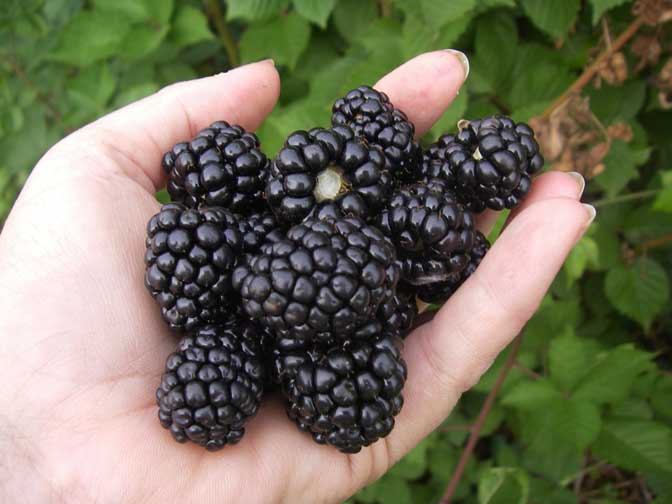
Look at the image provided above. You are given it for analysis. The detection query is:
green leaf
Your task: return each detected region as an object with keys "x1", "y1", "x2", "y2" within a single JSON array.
[
  {"x1": 292, "y1": 0, "x2": 336, "y2": 28},
  {"x1": 651, "y1": 376, "x2": 672, "y2": 420},
  {"x1": 478, "y1": 0, "x2": 516, "y2": 6},
  {"x1": 67, "y1": 63, "x2": 116, "y2": 115},
  {"x1": 144, "y1": 0, "x2": 174, "y2": 24},
  {"x1": 478, "y1": 467, "x2": 529, "y2": 504},
  {"x1": 388, "y1": 439, "x2": 430, "y2": 480},
  {"x1": 226, "y1": 0, "x2": 290, "y2": 21},
  {"x1": 170, "y1": 5, "x2": 214, "y2": 47},
  {"x1": 573, "y1": 345, "x2": 653, "y2": 404},
  {"x1": 653, "y1": 171, "x2": 672, "y2": 213},
  {"x1": 473, "y1": 12, "x2": 517, "y2": 91},
  {"x1": 122, "y1": 24, "x2": 169, "y2": 60},
  {"x1": 394, "y1": 0, "x2": 477, "y2": 31},
  {"x1": 593, "y1": 418, "x2": 672, "y2": 474},
  {"x1": 50, "y1": 10, "x2": 131, "y2": 66},
  {"x1": 502, "y1": 380, "x2": 562, "y2": 409},
  {"x1": 519, "y1": 0, "x2": 580, "y2": 39},
  {"x1": 527, "y1": 398, "x2": 602, "y2": 450},
  {"x1": 333, "y1": 0, "x2": 378, "y2": 42},
  {"x1": 564, "y1": 235, "x2": 599, "y2": 284},
  {"x1": 604, "y1": 257, "x2": 670, "y2": 330},
  {"x1": 508, "y1": 59, "x2": 574, "y2": 110},
  {"x1": 240, "y1": 13, "x2": 311, "y2": 69},
  {"x1": 548, "y1": 334, "x2": 601, "y2": 392},
  {"x1": 113, "y1": 82, "x2": 160, "y2": 108},
  {"x1": 595, "y1": 140, "x2": 640, "y2": 198},
  {"x1": 93, "y1": 0, "x2": 150, "y2": 21},
  {"x1": 589, "y1": 0, "x2": 632, "y2": 24},
  {"x1": 586, "y1": 81, "x2": 647, "y2": 124}
]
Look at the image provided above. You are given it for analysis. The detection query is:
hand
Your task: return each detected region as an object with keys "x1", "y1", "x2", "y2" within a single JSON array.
[{"x1": 0, "y1": 53, "x2": 593, "y2": 503}]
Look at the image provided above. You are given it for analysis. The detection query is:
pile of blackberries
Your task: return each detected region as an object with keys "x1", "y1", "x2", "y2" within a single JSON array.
[{"x1": 146, "y1": 85, "x2": 543, "y2": 453}]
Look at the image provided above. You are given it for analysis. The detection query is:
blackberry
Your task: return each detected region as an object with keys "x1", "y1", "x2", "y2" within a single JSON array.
[
  {"x1": 275, "y1": 332, "x2": 407, "y2": 453},
  {"x1": 416, "y1": 231, "x2": 490, "y2": 303},
  {"x1": 236, "y1": 211, "x2": 286, "y2": 254},
  {"x1": 377, "y1": 180, "x2": 476, "y2": 286},
  {"x1": 144, "y1": 203, "x2": 242, "y2": 331},
  {"x1": 421, "y1": 116, "x2": 544, "y2": 212},
  {"x1": 266, "y1": 126, "x2": 393, "y2": 224},
  {"x1": 379, "y1": 291, "x2": 417, "y2": 336},
  {"x1": 332, "y1": 86, "x2": 421, "y2": 182},
  {"x1": 156, "y1": 320, "x2": 265, "y2": 451},
  {"x1": 162, "y1": 121, "x2": 269, "y2": 214},
  {"x1": 233, "y1": 216, "x2": 400, "y2": 344}
]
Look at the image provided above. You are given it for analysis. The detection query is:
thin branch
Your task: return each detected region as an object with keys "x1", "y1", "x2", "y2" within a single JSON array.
[
  {"x1": 204, "y1": 0, "x2": 240, "y2": 68},
  {"x1": 638, "y1": 234, "x2": 672, "y2": 253},
  {"x1": 540, "y1": 16, "x2": 645, "y2": 119},
  {"x1": 512, "y1": 362, "x2": 543, "y2": 380},
  {"x1": 440, "y1": 332, "x2": 524, "y2": 503},
  {"x1": 378, "y1": 0, "x2": 391, "y2": 17},
  {"x1": 440, "y1": 424, "x2": 472, "y2": 433},
  {"x1": 592, "y1": 189, "x2": 661, "y2": 208},
  {"x1": 4, "y1": 59, "x2": 63, "y2": 127}
]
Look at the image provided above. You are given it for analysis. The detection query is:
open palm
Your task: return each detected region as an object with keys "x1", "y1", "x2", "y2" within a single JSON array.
[{"x1": 0, "y1": 53, "x2": 592, "y2": 503}]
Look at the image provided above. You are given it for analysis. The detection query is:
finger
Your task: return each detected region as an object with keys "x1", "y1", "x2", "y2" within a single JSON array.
[
  {"x1": 385, "y1": 196, "x2": 595, "y2": 457},
  {"x1": 474, "y1": 170, "x2": 585, "y2": 235},
  {"x1": 374, "y1": 50, "x2": 468, "y2": 137},
  {"x1": 48, "y1": 60, "x2": 280, "y2": 192}
]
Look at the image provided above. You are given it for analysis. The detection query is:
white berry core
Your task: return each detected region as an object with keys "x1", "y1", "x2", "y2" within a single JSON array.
[{"x1": 314, "y1": 166, "x2": 344, "y2": 202}]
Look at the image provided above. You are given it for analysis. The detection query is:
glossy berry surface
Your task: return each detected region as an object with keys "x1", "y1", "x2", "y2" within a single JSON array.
[
  {"x1": 332, "y1": 85, "x2": 421, "y2": 182},
  {"x1": 421, "y1": 115, "x2": 544, "y2": 212},
  {"x1": 378, "y1": 180, "x2": 476, "y2": 286},
  {"x1": 274, "y1": 332, "x2": 407, "y2": 453},
  {"x1": 233, "y1": 216, "x2": 399, "y2": 344},
  {"x1": 162, "y1": 121, "x2": 269, "y2": 214},
  {"x1": 266, "y1": 126, "x2": 393, "y2": 223},
  {"x1": 156, "y1": 320, "x2": 265, "y2": 451},
  {"x1": 144, "y1": 203, "x2": 242, "y2": 331},
  {"x1": 416, "y1": 231, "x2": 490, "y2": 303}
]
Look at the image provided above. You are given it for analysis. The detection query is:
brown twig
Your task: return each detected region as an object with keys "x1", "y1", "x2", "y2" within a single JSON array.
[
  {"x1": 378, "y1": 0, "x2": 391, "y2": 17},
  {"x1": 440, "y1": 332, "x2": 524, "y2": 503},
  {"x1": 638, "y1": 233, "x2": 672, "y2": 253},
  {"x1": 440, "y1": 424, "x2": 472, "y2": 433},
  {"x1": 592, "y1": 189, "x2": 661, "y2": 207},
  {"x1": 204, "y1": 0, "x2": 240, "y2": 68},
  {"x1": 5, "y1": 59, "x2": 63, "y2": 127},
  {"x1": 540, "y1": 16, "x2": 645, "y2": 119},
  {"x1": 512, "y1": 362, "x2": 543, "y2": 380}
]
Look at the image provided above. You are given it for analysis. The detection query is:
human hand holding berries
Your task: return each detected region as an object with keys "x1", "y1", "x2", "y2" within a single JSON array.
[{"x1": 0, "y1": 53, "x2": 593, "y2": 503}]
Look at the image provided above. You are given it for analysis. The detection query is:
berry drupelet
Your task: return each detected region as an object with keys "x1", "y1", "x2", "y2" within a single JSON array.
[
  {"x1": 162, "y1": 121, "x2": 269, "y2": 214},
  {"x1": 156, "y1": 320, "x2": 265, "y2": 451},
  {"x1": 332, "y1": 85, "x2": 421, "y2": 182},
  {"x1": 266, "y1": 126, "x2": 393, "y2": 224},
  {"x1": 421, "y1": 116, "x2": 544, "y2": 212}
]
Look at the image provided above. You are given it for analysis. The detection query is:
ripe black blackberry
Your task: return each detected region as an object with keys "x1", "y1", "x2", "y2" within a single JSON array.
[
  {"x1": 275, "y1": 332, "x2": 407, "y2": 453},
  {"x1": 233, "y1": 216, "x2": 400, "y2": 344},
  {"x1": 156, "y1": 321, "x2": 265, "y2": 451},
  {"x1": 266, "y1": 126, "x2": 393, "y2": 224},
  {"x1": 162, "y1": 121, "x2": 269, "y2": 214},
  {"x1": 377, "y1": 180, "x2": 476, "y2": 286},
  {"x1": 332, "y1": 85, "x2": 421, "y2": 182},
  {"x1": 236, "y1": 211, "x2": 286, "y2": 254},
  {"x1": 421, "y1": 116, "x2": 544, "y2": 212},
  {"x1": 416, "y1": 231, "x2": 490, "y2": 303},
  {"x1": 379, "y1": 291, "x2": 417, "y2": 336},
  {"x1": 144, "y1": 203, "x2": 242, "y2": 331}
]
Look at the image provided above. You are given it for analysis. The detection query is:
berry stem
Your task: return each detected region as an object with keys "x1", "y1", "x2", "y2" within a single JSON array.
[
  {"x1": 440, "y1": 331, "x2": 524, "y2": 503},
  {"x1": 205, "y1": 0, "x2": 240, "y2": 68},
  {"x1": 540, "y1": 16, "x2": 645, "y2": 120},
  {"x1": 591, "y1": 188, "x2": 660, "y2": 207}
]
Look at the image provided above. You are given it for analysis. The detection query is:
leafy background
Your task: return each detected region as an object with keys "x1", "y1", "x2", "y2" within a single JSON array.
[{"x1": 1, "y1": 0, "x2": 672, "y2": 502}]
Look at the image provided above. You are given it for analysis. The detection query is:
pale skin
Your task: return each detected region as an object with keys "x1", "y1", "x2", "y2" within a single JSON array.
[{"x1": 0, "y1": 52, "x2": 593, "y2": 503}]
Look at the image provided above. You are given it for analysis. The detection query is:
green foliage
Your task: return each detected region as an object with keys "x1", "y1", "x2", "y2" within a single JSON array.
[{"x1": 1, "y1": 0, "x2": 671, "y2": 502}]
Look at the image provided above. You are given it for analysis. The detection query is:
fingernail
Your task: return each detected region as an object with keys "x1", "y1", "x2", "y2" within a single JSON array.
[
  {"x1": 582, "y1": 203, "x2": 596, "y2": 227},
  {"x1": 444, "y1": 49, "x2": 470, "y2": 82},
  {"x1": 258, "y1": 58, "x2": 275, "y2": 66},
  {"x1": 566, "y1": 171, "x2": 585, "y2": 198}
]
